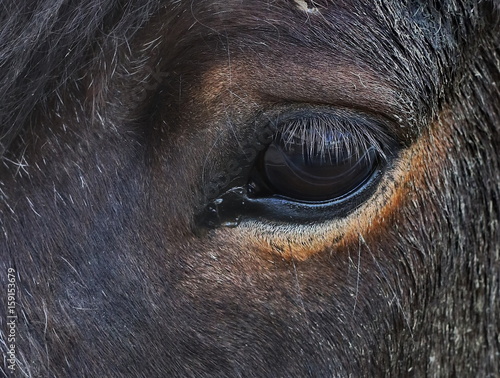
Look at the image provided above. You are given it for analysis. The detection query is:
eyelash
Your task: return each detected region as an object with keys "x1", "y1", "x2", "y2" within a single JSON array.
[{"x1": 275, "y1": 113, "x2": 392, "y2": 162}]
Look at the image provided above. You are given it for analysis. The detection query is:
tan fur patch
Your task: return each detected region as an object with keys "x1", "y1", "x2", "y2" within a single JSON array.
[
  {"x1": 339, "y1": 111, "x2": 453, "y2": 248},
  {"x1": 196, "y1": 59, "x2": 404, "y2": 126}
]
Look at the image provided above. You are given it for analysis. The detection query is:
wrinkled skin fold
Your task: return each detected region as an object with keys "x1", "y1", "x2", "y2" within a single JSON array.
[{"x1": 0, "y1": 1, "x2": 499, "y2": 376}]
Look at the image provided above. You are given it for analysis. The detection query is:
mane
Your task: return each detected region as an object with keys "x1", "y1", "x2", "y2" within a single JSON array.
[{"x1": 0, "y1": 0, "x2": 159, "y2": 158}]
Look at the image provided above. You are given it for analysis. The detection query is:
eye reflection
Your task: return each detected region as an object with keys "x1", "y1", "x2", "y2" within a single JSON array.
[{"x1": 250, "y1": 125, "x2": 380, "y2": 202}]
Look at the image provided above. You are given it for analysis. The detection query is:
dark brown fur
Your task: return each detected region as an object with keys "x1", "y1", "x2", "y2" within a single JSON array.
[{"x1": 1, "y1": 0, "x2": 499, "y2": 376}]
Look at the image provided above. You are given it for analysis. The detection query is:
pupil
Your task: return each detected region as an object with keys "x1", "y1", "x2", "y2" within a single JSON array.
[{"x1": 259, "y1": 130, "x2": 378, "y2": 202}]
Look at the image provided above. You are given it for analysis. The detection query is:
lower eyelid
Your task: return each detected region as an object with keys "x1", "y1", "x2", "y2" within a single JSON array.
[{"x1": 208, "y1": 158, "x2": 405, "y2": 261}]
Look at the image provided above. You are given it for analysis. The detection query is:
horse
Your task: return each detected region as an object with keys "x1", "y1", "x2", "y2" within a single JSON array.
[{"x1": 1, "y1": 0, "x2": 499, "y2": 376}]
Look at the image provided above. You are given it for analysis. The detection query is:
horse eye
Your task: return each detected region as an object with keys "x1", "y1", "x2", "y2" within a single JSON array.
[
  {"x1": 197, "y1": 111, "x2": 396, "y2": 229},
  {"x1": 249, "y1": 128, "x2": 379, "y2": 202}
]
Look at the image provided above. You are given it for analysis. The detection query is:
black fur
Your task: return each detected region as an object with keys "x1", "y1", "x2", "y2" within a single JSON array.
[{"x1": 1, "y1": 0, "x2": 499, "y2": 376}]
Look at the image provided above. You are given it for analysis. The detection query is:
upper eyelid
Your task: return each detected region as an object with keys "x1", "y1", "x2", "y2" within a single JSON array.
[{"x1": 269, "y1": 110, "x2": 399, "y2": 158}]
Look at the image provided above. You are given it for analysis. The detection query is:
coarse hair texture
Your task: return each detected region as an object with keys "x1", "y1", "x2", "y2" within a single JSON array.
[
  {"x1": 1, "y1": 0, "x2": 499, "y2": 377},
  {"x1": 0, "y1": 0, "x2": 159, "y2": 157}
]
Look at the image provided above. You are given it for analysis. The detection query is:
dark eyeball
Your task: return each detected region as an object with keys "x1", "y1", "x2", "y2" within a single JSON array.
[{"x1": 251, "y1": 129, "x2": 379, "y2": 202}]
